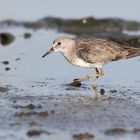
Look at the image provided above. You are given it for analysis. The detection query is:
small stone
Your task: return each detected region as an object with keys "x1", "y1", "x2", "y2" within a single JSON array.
[
  {"x1": 23, "y1": 33, "x2": 31, "y2": 39},
  {"x1": 0, "y1": 87, "x2": 9, "y2": 93},
  {"x1": 27, "y1": 130, "x2": 42, "y2": 137},
  {"x1": 105, "y1": 128, "x2": 127, "y2": 136},
  {"x1": 110, "y1": 89, "x2": 118, "y2": 93},
  {"x1": 5, "y1": 67, "x2": 10, "y2": 71},
  {"x1": 50, "y1": 110, "x2": 55, "y2": 114},
  {"x1": 73, "y1": 132, "x2": 94, "y2": 140},
  {"x1": 2, "y1": 61, "x2": 9, "y2": 65},
  {"x1": 25, "y1": 104, "x2": 36, "y2": 110},
  {"x1": 38, "y1": 112, "x2": 49, "y2": 118},
  {"x1": 68, "y1": 79, "x2": 82, "y2": 87},
  {"x1": 100, "y1": 88, "x2": 105, "y2": 95},
  {"x1": 15, "y1": 58, "x2": 21, "y2": 61},
  {"x1": 133, "y1": 128, "x2": 140, "y2": 134},
  {"x1": 0, "y1": 33, "x2": 15, "y2": 46}
]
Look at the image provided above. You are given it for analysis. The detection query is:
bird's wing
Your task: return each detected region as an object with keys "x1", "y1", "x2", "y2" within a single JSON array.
[{"x1": 75, "y1": 39, "x2": 128, "y2": 64}]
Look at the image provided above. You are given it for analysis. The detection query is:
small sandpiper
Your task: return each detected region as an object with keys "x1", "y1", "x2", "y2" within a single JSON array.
[{"x1": 42, "y1": 36, "x2": 140, "y2": 90}]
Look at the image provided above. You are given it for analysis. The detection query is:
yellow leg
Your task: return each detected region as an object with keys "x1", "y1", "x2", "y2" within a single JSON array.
[
  {"x1": 75, "y1": 73, "x2": 100, "y2": 82},
  {"x1": 93, "y1": 78, "x2": 98, "y2": 89},
  {"x1": 92, "y1": 68, "x2": 104, "y2": 90},
  {"x1": 70, "y1": 68, "x2": 104, "y2": 88},
  {"x1": 74, "y1": 68, "x2": 104, "y2": 83}
]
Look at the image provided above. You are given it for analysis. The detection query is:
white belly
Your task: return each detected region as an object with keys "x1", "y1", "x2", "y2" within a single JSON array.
[
  {"x1": 73, "y1": 58, "x2": 103, "y2": 68},
  {"x1": 62, "y1": 53, "x2": 103, "y2": 68}
]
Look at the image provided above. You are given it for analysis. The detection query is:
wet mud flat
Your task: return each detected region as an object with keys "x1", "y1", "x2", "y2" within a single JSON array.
[
  {"x1": 1, "y1": 82, "x2": 140, "y2": 140},
  {"x1": 0, "y1": 16, "x2": 140, "y2": 140}
]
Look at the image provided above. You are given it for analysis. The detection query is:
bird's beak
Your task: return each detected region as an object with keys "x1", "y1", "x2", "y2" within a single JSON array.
[{"x1": 42, "y1": 47, "x2": 54, "y2": 58}]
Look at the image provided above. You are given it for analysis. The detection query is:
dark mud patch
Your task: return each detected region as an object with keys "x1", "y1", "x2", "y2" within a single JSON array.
[
  {"x1": 27, "y1": 129, "x2": 50, "y2": 137},
  {"x1": 100, "y1": 89, "x2": 105, "y2": 95},
  {"x1": 109, "y1": 89, "x2": 118, "y2": 93},
  {"x1": 5, "y1": 67, "x2": 10, "y2": 71},
  {"x1": 133, "y1": 128, "x2": 140, "y2": 135},
  {"x1": 73, "y1": 132, "x2": 94, "y2": 140},
  {"x1": 15, "y1": 111, "x2": 49, "y2": 118},
  {"x1": 23, "y1": 32, "x2": 32, "y2": 39},
  {"x1": 13, "y1": 103, "x2": 42, "y2": 110},
  {"x1": 105, "y1": 128, "x2": 127, "y2": 136},
  {"x1": 27, "y1": 130, "x2": 42, "y2": 137},
  {"x1": 1, "y1": 61, "x2": 9, "y2": 65},
  {"x1": 65, "y1": 83, "x2": 91, "y2": 91},
  {"x1": 0, "y1": 86, "x2": 140, "y2": 140},
  {"x1": 67, "y1": 79, "x2": 82, "y2": 87},
  {"x1": 14, "y1": 58, "x2": 21, "y2": 61},
  {"x1": 0, "y1": 86, "x2": 9, "y2": 93},
  {"x1": 0, "y1": 33, "x2": 15, "y2": 46}
]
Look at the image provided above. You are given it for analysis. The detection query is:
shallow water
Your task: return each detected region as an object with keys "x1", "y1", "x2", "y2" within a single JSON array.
[{"x1": 0, "y1": 25, "x2": 140, "y2": 140}]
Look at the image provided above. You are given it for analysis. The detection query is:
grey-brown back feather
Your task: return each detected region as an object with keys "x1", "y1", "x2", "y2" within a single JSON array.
[
  {"x1": 126, "y1": 48, "x2": 140, "y2": 59},
  {"x1": 75, "y1": 38, "x2": 140, "y2": 64}
]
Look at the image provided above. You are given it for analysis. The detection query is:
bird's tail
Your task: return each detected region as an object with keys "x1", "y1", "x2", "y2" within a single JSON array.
[{"x1": 126, "y1": 48, "x2": 140, "y2": 59}]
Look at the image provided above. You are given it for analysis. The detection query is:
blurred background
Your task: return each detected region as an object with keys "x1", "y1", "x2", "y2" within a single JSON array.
[
  {"x1": 0, "y1": 0, "x2": 140, "y2": 21},
  {"x1": 0, "y1": 1, "x2": 140, "y2": 140}
]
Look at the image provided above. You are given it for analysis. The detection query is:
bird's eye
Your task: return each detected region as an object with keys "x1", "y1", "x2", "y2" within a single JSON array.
[{"x1": 58, "y1": 42, "x2": 61, "y2": 45}]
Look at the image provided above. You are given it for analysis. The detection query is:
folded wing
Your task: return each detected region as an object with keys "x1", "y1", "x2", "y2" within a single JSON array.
[{"x1": 75, "y1": 39, "x2": 139, "y2": 64}]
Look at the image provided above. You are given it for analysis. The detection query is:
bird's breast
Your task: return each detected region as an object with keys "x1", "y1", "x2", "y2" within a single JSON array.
[
  {"x1": 62, "y1": 53, "x2": 103, "y2": 68},
  {"x1": 72, "y1": 58, "x2": 92, "y2": 67}
]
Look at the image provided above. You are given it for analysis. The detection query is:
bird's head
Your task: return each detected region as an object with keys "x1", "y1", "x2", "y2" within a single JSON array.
[{"x1": 42, "y1": 36, "x2": 74, "y2": 58}]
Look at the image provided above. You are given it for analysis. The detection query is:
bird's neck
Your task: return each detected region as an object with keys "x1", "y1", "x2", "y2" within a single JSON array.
[{"x1": 61, "y1": 43, "x2": 77, "y2": 64}]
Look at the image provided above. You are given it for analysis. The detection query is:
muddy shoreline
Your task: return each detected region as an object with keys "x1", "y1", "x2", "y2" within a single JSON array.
[{"x1": 0, "y1": 16, "x2": 140, "y2": 140}]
